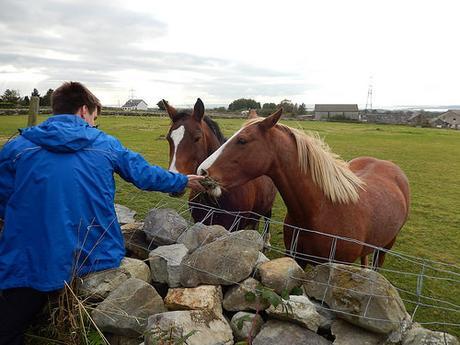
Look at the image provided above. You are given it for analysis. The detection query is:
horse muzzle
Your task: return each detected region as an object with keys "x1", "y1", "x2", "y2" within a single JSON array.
[{"x1": 207, "y1": 185, "x2": 222, "y2": 197}]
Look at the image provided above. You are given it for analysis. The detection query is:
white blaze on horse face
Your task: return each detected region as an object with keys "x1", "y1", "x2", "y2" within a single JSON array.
[
  {"x1": 169, "y1": 125, "x2": 185, "y2": 173},
  {"x1": 197, "y1": 128, "x2": 244, "y2": 175}
]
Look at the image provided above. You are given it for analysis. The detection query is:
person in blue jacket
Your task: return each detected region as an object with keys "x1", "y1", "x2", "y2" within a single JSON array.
[{"x1": 0, "y1": 81, "x2": 205, "y2": 345}]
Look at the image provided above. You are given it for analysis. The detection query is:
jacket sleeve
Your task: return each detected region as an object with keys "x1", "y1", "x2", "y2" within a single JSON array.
[
  {"x1": 0, "y1": 145, "x2": 15, "y2": 219},
  {"x1": 113, "y1": 140, "x2": 188, "y2": 193}
]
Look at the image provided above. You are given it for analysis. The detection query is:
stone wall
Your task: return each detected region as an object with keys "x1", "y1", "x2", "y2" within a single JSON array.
[{"x1": 76, "y1": 206, "x2": 459, "y2": 345}]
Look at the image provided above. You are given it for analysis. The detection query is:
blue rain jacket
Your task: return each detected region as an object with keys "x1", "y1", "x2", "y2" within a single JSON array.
[{"x1": 0, "y1": 115, "x2": 188, "y2": 291}]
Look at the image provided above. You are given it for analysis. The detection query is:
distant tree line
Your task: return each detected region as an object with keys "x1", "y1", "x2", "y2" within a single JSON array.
[
  {"x1": 227, "y1": 98, "x2": 307, "y2": 116},
  {"x1": 0, "y1": 88, "x2": 54, "y2": 107},
  {"x1": 154, "y1": 97, "x2": 308, "y2": 116}
]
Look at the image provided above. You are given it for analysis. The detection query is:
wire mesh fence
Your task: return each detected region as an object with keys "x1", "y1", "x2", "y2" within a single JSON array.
[{"x1": 119, "y1": 194, "x2": 460, "y2": 335}]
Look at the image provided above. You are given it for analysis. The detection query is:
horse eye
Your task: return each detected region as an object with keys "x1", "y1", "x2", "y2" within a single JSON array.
[
  {"x1": 237, "y1": 138, "x2": 247, "y2": 145},
  {"x1": 194, "y1": 136, "x2": 201, "y2": 142}
]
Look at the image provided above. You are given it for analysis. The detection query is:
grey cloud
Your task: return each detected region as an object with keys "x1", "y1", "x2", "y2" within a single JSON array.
[
  {"x1": 195, "y1": 79, "x2": 313, "y2": 100},
  {"x1": 0, "y1": 0, "x2": 167, "y2": 57},
  {"x1": 0, "y1": 0, "x2": 313, "y2": 102}
]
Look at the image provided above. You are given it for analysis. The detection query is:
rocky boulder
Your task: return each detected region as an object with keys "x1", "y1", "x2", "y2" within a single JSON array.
[
  {"x1": 331, "y1": 319, "x2": 385, "y2": 344},
  {"x1": 121, "y1": 222, "x2": 152, "y2": 260},
  {"x1": 143, "y1": 208, "x2": 187, "y2": 246},
  {"x1": 145, "y1": 310, "x2": 233, "y2": 345},
  {"x1": 230, "y1": 311, "x2": 264, "y2": 341},
  {"x1": 303, "y1": 263, "x2": 407, "y2": 334},
  {"x1": 115, "y1": 204, "x2": 137, "y2": 225},
  {"x1": 266, "y1": 295, "x2": 322, "y2": 332},
  {"x1": 223, "y1": 277, "x2": 270, "y2": 312},
  {"x1": 311, "y1": 300, "x2": 336, "y2": 330},
  {"x1": 78, "y1": 257, "x2": 151, "y2": 301},
  {"x1": 180, "y1": 230, "x2": 262, "y2": 287},
  {"x1": 402, "y1": 324, "x2": 459, "y2": 345},
  {"x1": 92, "y1": 278, "x2": 165, "y2": 337},
  {"x1": 176, "y1": 222, "x2": 228, "y2": 253},
  {"x1": 253, "y1": 320, "x2": 332, "y2": 345},
  {"x1": 258, "y1": 257, "x2": 306, "y2": 295},
  {"x1": 149, "y1": 244, "x2": 188, "y2": 287},
  {"x1": 164, "y1": 285, "x2": 223, "y2": 315}
]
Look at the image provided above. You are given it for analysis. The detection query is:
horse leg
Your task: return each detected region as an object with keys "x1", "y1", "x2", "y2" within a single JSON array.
[{"x1": 374, "y1": 237, "x2": 397, "y2": 269}]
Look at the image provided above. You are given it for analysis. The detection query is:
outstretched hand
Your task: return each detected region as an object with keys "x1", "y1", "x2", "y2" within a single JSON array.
[{"x1": 186, "y1": 175, "x2": 206, "y2": 192}]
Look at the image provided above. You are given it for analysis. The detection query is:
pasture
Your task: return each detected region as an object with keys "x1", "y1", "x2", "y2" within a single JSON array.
[{"x1": 1, "y1": 115, "x2": 459, "y2": 336}]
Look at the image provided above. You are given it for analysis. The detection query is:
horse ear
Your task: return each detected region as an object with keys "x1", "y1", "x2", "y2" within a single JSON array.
[
  {"x1": 248, "y1": 109, "x2": 258, "y2": 119},
  {"x1": 258, "y1": 108, "x2": 283, "y2": 130},
  {"x1": 163, "y1": 99, "x2": 177, "y2": 121},
  {"x1": 193, "y1": 98, "x2": 205, "y2": 121}
]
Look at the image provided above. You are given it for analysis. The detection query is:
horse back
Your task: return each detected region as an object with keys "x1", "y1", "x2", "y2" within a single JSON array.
[
  {"x1": 350, "y1": 157, "x2": 410, "y2": 238},
  {"x1": 350, "y1": 156, "x2": 410, "y2": 214}
]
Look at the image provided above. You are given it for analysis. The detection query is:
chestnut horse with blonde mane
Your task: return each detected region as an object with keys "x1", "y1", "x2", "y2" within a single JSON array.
[
  {"x1": 164, "y1": 99, "x2": 277, "y2": 232},
  {"x1": 198, "y1": 109, "x2": 410, "y2": 267}
]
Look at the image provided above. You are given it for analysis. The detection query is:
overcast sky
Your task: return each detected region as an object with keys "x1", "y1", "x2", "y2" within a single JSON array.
[{"x1": 1, "y1": 0, "x2": 459, "y2": 108}]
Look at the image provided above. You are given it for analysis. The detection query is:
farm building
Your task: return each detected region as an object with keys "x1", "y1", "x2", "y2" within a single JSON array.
[
  {"x1": 122, "y1": 99, "x2": 148, "y2": 111},
  {"x1": 314, "y1": 104, "x2": 359, "y2": 120},
  {"x1": 430, "y1": 117, "x2": 450, "y2": 128},
  {"x1": 431, "y1": 110, "x2": 460, "y2": 129},
  {"x1": 407, "y1": 112, "x2": 431, "y2": 127}
]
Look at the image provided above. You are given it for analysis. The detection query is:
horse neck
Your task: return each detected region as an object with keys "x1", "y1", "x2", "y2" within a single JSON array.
[
  {"x1": 203, "y1": 121, "x2": 222, "y2": 156},
  {"x1": 268, "y1": 131, "x2": 325, "y2": 224}
]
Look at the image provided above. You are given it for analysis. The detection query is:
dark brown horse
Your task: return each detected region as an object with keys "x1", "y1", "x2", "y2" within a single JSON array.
[
  {"x1": 198, "y1": 109, "x2": 410, "y2": 268},
  {"x1": 164, "y1": 98, "x2": 277, "y2": 233}
]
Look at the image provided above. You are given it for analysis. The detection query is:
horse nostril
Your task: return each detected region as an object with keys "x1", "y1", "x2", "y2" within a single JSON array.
[{"x1": 199, "y1": 168, "x2": 209, "y2": 177}]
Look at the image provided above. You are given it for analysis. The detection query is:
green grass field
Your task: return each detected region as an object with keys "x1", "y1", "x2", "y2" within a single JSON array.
[{"x1": 1, "y1": 115, "x2": 459, "y2": 337}]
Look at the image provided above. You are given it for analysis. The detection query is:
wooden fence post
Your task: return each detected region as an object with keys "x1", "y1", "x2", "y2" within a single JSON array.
[{"x1": 27, "y1": 96, "x2": 40, "y2": 127}]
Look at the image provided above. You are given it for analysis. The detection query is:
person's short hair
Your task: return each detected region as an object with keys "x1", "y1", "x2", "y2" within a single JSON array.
[{"x1": 51, "y1": 81, "x2": 101, "y2": 116}]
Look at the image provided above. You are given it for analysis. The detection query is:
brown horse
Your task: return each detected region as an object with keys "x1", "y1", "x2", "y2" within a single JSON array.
[
  {"x1": 198, "y1": 109, "x2": 410, "y2": 268},
  {"x1": 163, "y1": 98, "x2": 277, "y2": 233}
]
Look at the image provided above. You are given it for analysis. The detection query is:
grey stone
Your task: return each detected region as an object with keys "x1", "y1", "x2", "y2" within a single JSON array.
[
  {"x1": 303, "y1": 263, "x2": 407, "y2": 334},
  {"x1": 164, "y1": 285, "x2": 223, "y2": 315},
  {"x1": 258, "y1": 257, "x2": 306, "y2": 295},
  {"x1": 115, "y1": 204, "x2": 137, "y2": 225},
  {"x1": 311, "y1": 300, "x2": 336, "y2": 330},
  {"x1": 143, "y1": 208, "x2": 187, "y2": 246},
  {"x1": 331, "y1": 319, "x2": 385, "y2": 345},
  {"x1": 149, "y1": 244, "x2": 188, "y2": 288},
  {"x1": 266, "y1": 295, "x2": 322, "y2": 332},
  {"x1": 223, "y1": 277, "x2": 269, "y2": 312},
  {"x1": 78, "y1": 257, "x2": 151, "y2": 301},
  {"x1": 255, "y1": 252, "x2": 270, "y2": 266},
  {"x1": 177, "y1": 222, "x2": 228, "y2": 253},
  {"x1": 104, "y1": 334, "x2": 143, "y2": 345},
  {"x1": 145, "y1": 310, "x2": 233, "y2": 345},
  {"x1": 92, "y1": 278, "x2": 165, "y2": 337},
  {"x1": 180, "y1": 230, "x2": 261, "y2": 287},
  {"x1": 402, "y1": 324, "x2": 459, "y2": 345},
  {"x1": 230, "y1": 311, "x2": 264, "y2": 341},
  {"x1": 252, "y1": 252, "x2": 270, "y2": 280},
  {"x1": 253, "y1": 320, "x2": 332, "y2": 345},
  {"x1": 122, "y1": 222, "x2": 153, "y2": 260}
]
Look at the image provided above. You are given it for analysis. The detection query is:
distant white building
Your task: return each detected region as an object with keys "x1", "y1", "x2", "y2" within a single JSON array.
[{"x1": 121, "y1": 99, "x2": 148, "y2": 111}]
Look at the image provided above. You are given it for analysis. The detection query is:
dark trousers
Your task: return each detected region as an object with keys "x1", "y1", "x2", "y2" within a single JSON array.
[{"x1": 0, "y1": 288, "x2": 49, "y2": 345}]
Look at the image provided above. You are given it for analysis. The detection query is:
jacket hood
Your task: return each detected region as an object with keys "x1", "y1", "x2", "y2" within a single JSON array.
[{"x1": 20, "y1": 115, "x2": 102, "y2": 152}]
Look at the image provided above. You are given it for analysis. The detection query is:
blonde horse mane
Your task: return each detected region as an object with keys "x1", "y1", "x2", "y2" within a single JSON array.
[{"x1": 244, "y1": 119, "x2": 365, "y2": 204}]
